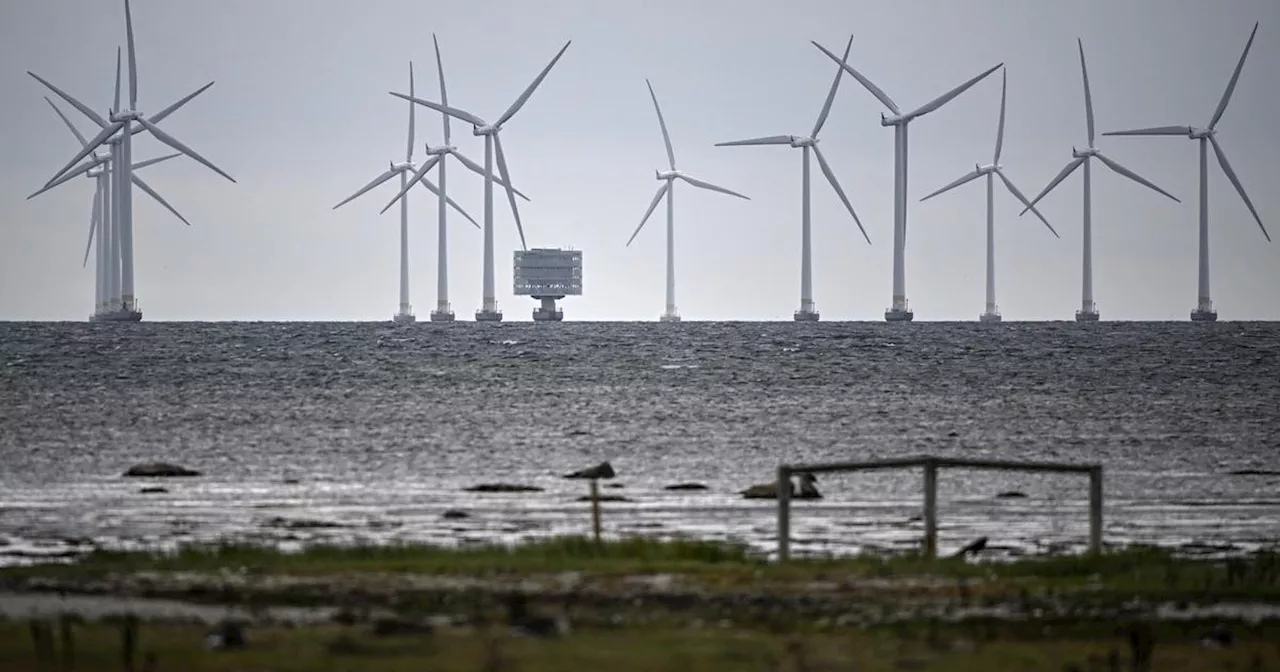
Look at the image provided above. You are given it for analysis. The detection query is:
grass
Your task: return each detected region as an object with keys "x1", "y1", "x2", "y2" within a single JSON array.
[{"x1": 3, "y1": 617, "x2": 1278, "y2": 672}]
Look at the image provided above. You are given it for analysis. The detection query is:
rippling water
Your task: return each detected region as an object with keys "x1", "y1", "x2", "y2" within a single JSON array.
[{"x1": 1, "y1": 321, "x2": 1278, "y2": 565}]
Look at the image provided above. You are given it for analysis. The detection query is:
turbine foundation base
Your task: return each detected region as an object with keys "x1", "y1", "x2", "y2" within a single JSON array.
[
  {"x1": 884, "y1": 308, "x2": 914, "y2": 323},
  {"x1": 659, "y1": 312, "x2": 681, "y2": 323},
  {"x1": 92, "y1": 307, "x2": 143, "y2": 323},
  {"x1": 475, "y1": 309, "x2": 504, "y2": 323},
  {"x1": 392, "y1": 312, "x2": 416, "y2": 324},
  {"x1": 532, "y1": 297, "x2": 563, "y2": 322},
  {"x1": 793, "y1": 309, "x2": 820, "y2": 322},
  {"x1": 979, "y1": 311, "x2": 1002, "y2": 324},
  {"x1": 1190, "y1": 308, "x2": 1218, "y2": 323},
  {"x1": 430, "y1": 309, "x2": 455, "y2": 322},
  {"x1": 1075, "y1": 309, "x2": 1100, "y2": 322}
]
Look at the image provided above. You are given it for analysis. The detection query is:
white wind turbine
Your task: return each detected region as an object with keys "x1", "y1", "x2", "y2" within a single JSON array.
[
  {"x1": 1101, "y1": 22, "x2": 1268, "y2": 322},
  {"x1": 332, "y1": 58, "x2": 487, "y2": 324},
  {"x1": 715, "y1": 36, "x2": 870, "y2": 322},
  {"x1": 37, "y1": 87, "x2": 182, "y2": 320},
  {"x1": 33, "y1": 0, "x2": 234, "y2": 322},
  {"x1": 390, "y1": 41, "x2": 572, "y2": 322},
  {"x1": 1017, "y1": 39, "x2": 1180, "y2": 322},
  {"x1": 918, "y1": 70, "x2": 1059, "y2": 323},
  {"x1": 375, "y1": 35, "x2": 532, "y2": 322},
  {"x1": 814, "y1": 41, "x2": 1002, "y2": 322},
  {"x1": 628, "y1": 79, "x2": 750, "y2": 323}
]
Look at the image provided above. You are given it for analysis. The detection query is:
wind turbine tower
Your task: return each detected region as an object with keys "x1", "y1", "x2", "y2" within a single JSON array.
[
  {"x1": 918, "y1": 70, "x2": 1059, "y2": 323},
  {"x1": 33, "y1": 0, "x2": 235, "y2": 322},
  {"x1": 628, "y1": 79, "x2": 750, "y2": 323},
  {"x1": 815, "y1": 41, "x2": 1002, "y2": 322},
  {"x1": 1018, "y1": 39, "x2": 1180, "y2": 322},
  {"x1": 392, "y1": 42, "x2": 572, "y2": 322},
  {"x1": 716, "y1": 36, "x2": 871, "y2": 322},
  {"x1": 1103, "y1": 22, "x2": 1268, "y2": 322}
]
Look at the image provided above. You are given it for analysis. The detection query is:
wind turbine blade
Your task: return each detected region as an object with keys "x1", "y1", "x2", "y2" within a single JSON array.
[
  {"x1": 45, "y1": 97, "x2": 89, "y2": 147},
  {"x1": 379, "y1": 156, "x2": 441, "y2": 215},
  {"x1": 996, "y1": 169, "x2": 1058, "y2": 238},
  {"x1": 133, "y1": 117, "x2": 236, "y2": 183},
  {"x1": 812, "y1": 35, "x2": 853, "y2": 138},
  {"x1": 493, "y1": 133, "x2": 529, "y2": 250},
  {"x1": 42, "y1": 121, "x2": 123, "y2": 187},
  {"x1": 908, "y1": 63, "x2": 1003, "y2": 120},
  {"x1": 84, "y1": 187, "x2": 101, "y2": 268},
  {"x1": 1018, "y1": 157, "x2": 1085, "y2": 215},
  {"x1": 414, "y1": 175, "x2": 481, "y2": 230},
  {"x1": 993, "y1": 69, "x2": 1007, "y2": 163},
  {"x1": 1209, "y1": 22, "x2": 1259, "y2": 131},
  {"x1": 645, "y1": 79, "x2": 677, "y2": 170},
  {"x1": 433, "y1": 33, "x2": 451, "y2": 144},
  {"x1": 133, "y1": 174, "x2": 192, "y2": 226},
  {"x1": 1094, "y1": 152, "x2": 1179, "y2": 203},
  {"x1": 144, "y1": 82, "x2": 215, "y2": 127},
  {"x1": 389, "y1": 92, "x2": 486, "y2": 127},
  {"x1": 1208, "y1": 135, "x2": 1269, "y2": 242},
  {"x1": 714, "y1": 135, "x2": 792, "y2": 147},
  {"x1": 811, "y1": 41, "x2": 900, "y2": 115},
  {"x1": 333, "y1": 168, "x2": 398, "y2": 210},
  {"x1": 28, "y1": 72, "x2": 108, "y2": 128},
  {"x1": 812, "y1": 145, "x2": 870, "y2": 245},
  {"x1": 1103, "y1": 125, "x2": 1193, "y2": 137},
  {"x1": 450, "y1": 150, "x2": 532, "y2": 201},
  {"x1": 125, "y1": 0, "x2": 138, "y2": 109},
  {"x1": 30, "y1": 157, "x2": 103, "y2": 199},
  {"x1": 675, "y1": 173, "x2": 749, "y2": 200},
  {"x1": 1078, "y1": 38, "x2": 1095, "y2": 146},
  {"x1": 920, "y1": 168, "x2": 983, "y2": 203},
  {"x1": 130, "y1": 152, "x2": 181, "y2": 171},
  {"x1": 114, "y1": 47, "x2": 122, "y2": 113},
  {"x1": 406, "y1": 61, "x2": 415, "y2": 162},
  {"x1": 626, "y1": 182, "x2": 670, "y2": 247},
  {"x1": 495, "y1": 41, "x2": 571, "y2": 128}
]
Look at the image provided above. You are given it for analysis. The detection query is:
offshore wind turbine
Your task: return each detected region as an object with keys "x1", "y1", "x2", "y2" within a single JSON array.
[
  {"x1": 1018, "y1": 39, "x2": 1180, "y2": 322},
  {"x1": 1102, "y1": 22, "x2": 1268, "y2": 322},
  {"x1": 628, "y1": 79, "x2": 750, "y2": 323},
  {"x1": 390, "y1": 41, "x2": 572, "y2": 322},
  {"x1": 376, "y1": 35, "x2": 532, "y2": 322},
  {"x1": 918, "y1": 70, "x2": 1059, "y2": 323},
  {"x1": 37, "y1": 90, "x2": 181, "y2": 320},
  {"x1": 715, "y1": 36, "x2": 870, "y2": 322},
  {"x1": 333, "y1": 59, "x2": 484, "y2": 324},
  {"x1": 814, "y1": 41, "x2": 1002, "y2": 322},
  {"x1": 33, "y1": 0, "x2": 234, "y2": 322}
]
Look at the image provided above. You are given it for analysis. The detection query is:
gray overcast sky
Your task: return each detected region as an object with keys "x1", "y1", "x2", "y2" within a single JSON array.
[{"x1": 2, "y1": 0, "x2": 1277, "y2": 321}]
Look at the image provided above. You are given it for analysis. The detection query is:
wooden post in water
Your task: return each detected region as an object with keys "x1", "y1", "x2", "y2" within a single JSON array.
[
  {"x1": 776, "y1": 465, "x2": 792, "y2": 562},
  {"x1": 589, "y1": 478, "x2": 602, "y2": 544},
  {"x1": 59, "y1": 614, "x2": 75, "y2": 672},
  {"x1": 922, "y1": 459, "x2": 939, "y2": 559},
  {"x1": 1088, "y1": 466, "x2": 1104, "y2": 555}
]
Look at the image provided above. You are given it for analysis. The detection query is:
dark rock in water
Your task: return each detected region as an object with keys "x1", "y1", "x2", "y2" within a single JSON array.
[
  {"x1": 664, "y1": 483, "x2": 709, "y2": 491},
  {"x1": 947, "y1": 431, "x2": 959, "y2": 438},
  {"x1": 576, "y1": 494, "x2": 632, "y2": 503},
  {"x1": 282, "y1": 478, "x2": 301, "y2": 485},
  {"x1": 564, "y1": 461, "x2": 615, "y2": 480},
  {"x1": 996, "y1": 491, "x2": 1028, "y2": 499},
  {"x1": 605, "y1": 482, "x2": 625, "y2": 489},
  {"x1": 139, "y1": 487, "x2": 168, "y2": 495},
  {"x1": 442, "y1": 509, "x2": 469, "y2": 520},
  {"x1": 463, "y1": 483, "x2": 544, "y2": 493},
  {"x1": 565, "y1": 429, "x2": 592, "y2": 437},
  {"x1": 1227, "y1": 469, "x2": 1280, "y2": 476},
  {"x1": 123, "y1": 463, "x2": 200, "y2": 478},
  {"x1": 371, "y1": 617, "x2": 434, "y2": 637},
  {"x1": 265, "y1": 517, "x2": 344, "y2": 530},
  {"x1": 205, "y1": 620, "x2": 247, "y2": 650},
  {"x1": 741, "y1": 472, "x2": 821, "y2": 500}
]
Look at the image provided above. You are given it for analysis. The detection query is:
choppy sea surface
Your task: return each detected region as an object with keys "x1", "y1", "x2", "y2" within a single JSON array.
[{"x1": 1, "y1": 321, "x2": 1278, "y2": 567}]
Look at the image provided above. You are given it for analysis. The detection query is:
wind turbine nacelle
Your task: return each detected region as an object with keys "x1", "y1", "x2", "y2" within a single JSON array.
[
  {"x1": 880, "y1": 112, "x2": 906, "y2": 127},
  {"x1": 656, "y1": 169, "x2": 677, "y2": 181}
]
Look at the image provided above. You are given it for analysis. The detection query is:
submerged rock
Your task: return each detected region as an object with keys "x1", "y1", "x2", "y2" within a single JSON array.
[
  {"x1": 139, "y1": 487, "x2": 169, "y2": 495},
  {"x1": 564, "y1": 462, "x2": 616, "y2": 480},
  {"x1": 741, "y1": 473, "x2": 821, "y2": 500},
  {"x1": 123, "y1": 463, "x2": 201, "y2": 478},
  {"x1": 996, "y1": 491, "x2": 1028, "y2": 499},
  {"x1": 463, "y1": 483, "x2": 544, "y2": 493},
  {"x1": 664, "y1": 483, "x2": 709, "y2": 491},
  {"x1": 442, "y1": 509, "x2": 469, "y2": 520},
  {"x1": 575, "y1": 494, "x2": 632, "y2": 503}
]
